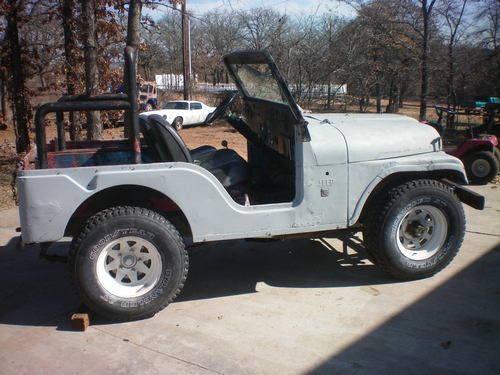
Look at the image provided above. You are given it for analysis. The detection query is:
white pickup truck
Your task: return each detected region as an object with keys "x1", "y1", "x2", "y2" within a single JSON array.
[{"x1": 16, "y1": 48, "x2": 484, "y2": 320}]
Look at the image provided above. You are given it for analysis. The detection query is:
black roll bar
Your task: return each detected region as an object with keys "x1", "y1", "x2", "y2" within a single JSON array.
[{"x1": 34, "y1": 46, "x2": 140, "y2": 169}]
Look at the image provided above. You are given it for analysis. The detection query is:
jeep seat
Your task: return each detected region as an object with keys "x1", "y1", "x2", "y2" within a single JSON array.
[{"x1": 141, "y1": 114, "x2": 248, "y2": 188}]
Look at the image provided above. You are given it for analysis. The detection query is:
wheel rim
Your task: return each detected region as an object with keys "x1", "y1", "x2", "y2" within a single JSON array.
[
  {"x1": 175, "y1": 118, "x2": 182, "y2": 130},
  {"x1": 396, "y1": 205, "x2": 448, "y2": 261},
  {"x1": 471, "y1": 158, "x2": 490, "y2": 178},
  {"x1": 96, "y1": 236, "x2": 162, "y2": 298}
]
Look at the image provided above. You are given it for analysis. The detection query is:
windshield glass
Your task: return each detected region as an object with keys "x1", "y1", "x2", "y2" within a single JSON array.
[
  {"x1": 164, "y1": 102, "x2": 188, "y2": 110},
  {"x1": 140, "y1": 84, "x2": 154, "y2": 93},
  {"x1": 230, "y1": 63, "x2": 286, "y2": 103}
]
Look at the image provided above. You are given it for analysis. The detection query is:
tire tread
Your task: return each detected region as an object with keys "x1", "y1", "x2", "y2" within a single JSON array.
[
  {"x1": 68, "y1": 206, "x2": 189, "y2": 320},
  {"x1": 364, "y1": 179, "x2": 465, "y2": 280}
]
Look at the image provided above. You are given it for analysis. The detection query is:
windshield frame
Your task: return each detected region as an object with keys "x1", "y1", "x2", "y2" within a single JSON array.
[{"x1": 223, "y1": 50, "x2": 304, "y2": 124}]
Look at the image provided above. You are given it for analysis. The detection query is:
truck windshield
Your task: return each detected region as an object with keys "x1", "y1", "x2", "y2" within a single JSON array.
[
  {"x1": 230, "y1": 63, "x2": 286, "y2": 104},
  {"x1": 164, "y1": 102, "x2": 188, "y2": 110},
  {"x1": 140, "y1": 84, "x2": 154, "y2": 93}
]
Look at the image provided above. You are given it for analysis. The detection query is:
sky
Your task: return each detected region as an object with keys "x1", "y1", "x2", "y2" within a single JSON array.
[{"x1": 144, "y1": 0, "x2": 356, "y2": 19}]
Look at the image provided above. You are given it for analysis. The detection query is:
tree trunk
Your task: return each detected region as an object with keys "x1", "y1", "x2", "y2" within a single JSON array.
[
  {"x1": 0, "y1": 69, "x2": 6, "y2": 120},
  {"x1": 446, "y1": 41, "x2": 456, "y2": 109},
  {"x1": 399, "y1": 82, "x2": 407, "y2": 108},
  {"x1": 123, "y1": 0, "x2": 142, "y2": 137},
  {"x1": 6, "y1": 1, "x2": 31, "y2": 153},
  {"x1": 419, "y1": 11, "x2": 429, "y2": 120},
  {"x1": 386, "y1": 80, "x2": 394, "y2": 113},
  {"x1": 375, "y1": 81, "x2": 381, "y2": 113},
  {"x1": 419, "y1": 0, "x2": 436, "y2": 121},
  {"x1": 181, "y1": 1, "x2": 190, "y2": 100},
  {"x1": 80, "y1": 0, "x2": 101, "y2": 140},
  {"x1": 327, "y1": 82, "x2": 332, "y2": 110},
  {"x1": 61, "y1": 0, "x2": 79, "y2": 140}
]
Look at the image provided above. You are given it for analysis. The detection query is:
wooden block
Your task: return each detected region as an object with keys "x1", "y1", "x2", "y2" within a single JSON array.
[{"x1": 71, "y1": 313, "x2": 90, "y2": 331}]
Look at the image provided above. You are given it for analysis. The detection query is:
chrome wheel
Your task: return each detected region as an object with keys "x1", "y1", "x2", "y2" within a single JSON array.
[
  {"x1": 96, "y1": 236, "x2": 162, "y2": 298},
  {"x1": 396, "y1": 205, "x2": 448, "y2": 261},
  {"x1": 471, "y1": 158, "x2": 490, "y2": 178}
]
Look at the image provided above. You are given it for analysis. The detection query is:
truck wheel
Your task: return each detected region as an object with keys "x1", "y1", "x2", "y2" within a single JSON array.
[
  {"x1": 69, "y1": 206, "x2": 188, "y2": 320},
  {"x1": 364, "y1": 179, "x2": 465, "y2": 280},
  {"x1": 145, "y1": 103, "x2": 153, "y2": 111},
  {"x1": 173, "y1": 117, "x2": 183, "y2": 130},
  {"x1": 465, "y1": 150, "x2": 498, "y2": 185}
]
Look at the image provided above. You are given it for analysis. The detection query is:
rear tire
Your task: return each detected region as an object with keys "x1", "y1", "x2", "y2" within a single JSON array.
[
  {"x1": 364, "y1": 179, "x2": 465, "y2": 280},
  {"x1": 465, "y1": 150, "x2": 498, "y2": 185},
  {"x1": 69, "y1": 206, "x2": 188, "y2": 320},
  {"x1": 173, "y1": 117, "x2": 183, "y2": 130}
]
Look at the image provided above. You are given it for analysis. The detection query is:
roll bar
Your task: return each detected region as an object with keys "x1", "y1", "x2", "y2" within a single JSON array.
[{"x1": 34, "y1": 46, "x2": 140, "y2": 169}]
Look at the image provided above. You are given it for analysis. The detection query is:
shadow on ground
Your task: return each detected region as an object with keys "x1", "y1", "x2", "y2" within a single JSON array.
[
  {"x1": 307, "y1": 243, "x2": 500, "y2": 375},
  {"x1": 0, "y1": 234, "x2": 394, "y2": 328}
]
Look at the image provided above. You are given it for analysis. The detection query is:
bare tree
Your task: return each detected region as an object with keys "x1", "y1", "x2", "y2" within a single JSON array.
[
  {"x1": 80, "y1": 0, "x2": 101, "y2": 140},
  {"x1": 439, "y1": 0, "x2": 468, "y2": 108},
  {"x1": 5, "y1": 0, "x2": 31, "y2": 152},
  {"x1": 416, "y1": 0, "x2": 438, "y2": 120},
  {"x1": 61, "y1": 0, "x2": 80, "y2": 140},
  {"x1": 475, "y1": 0, "x2": 499, "y2": 95}
]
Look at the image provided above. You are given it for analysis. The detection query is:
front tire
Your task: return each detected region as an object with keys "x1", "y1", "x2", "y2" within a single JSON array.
[
  {"x1": 69, "y1": 206, "x2": 188, "y2": 320},
  {"x1": 465, "y1": 150, "x2": 498, "y2": 185},
  {"x1": 364, "y1": 179, "x2": 465, "y2": 280}
]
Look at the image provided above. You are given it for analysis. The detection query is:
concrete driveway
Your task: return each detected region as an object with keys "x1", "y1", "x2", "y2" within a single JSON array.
[{"x1": 0, "y1": 185, "x2": 499, "y2": 375}]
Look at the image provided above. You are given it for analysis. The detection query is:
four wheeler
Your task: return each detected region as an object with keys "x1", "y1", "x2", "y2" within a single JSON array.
[
  {"x1": 426, "y1": 106, "x2": 498, "y2": 185},
  {"x1": 16, "y1": 47, "x2": 484, "y2": 320}
]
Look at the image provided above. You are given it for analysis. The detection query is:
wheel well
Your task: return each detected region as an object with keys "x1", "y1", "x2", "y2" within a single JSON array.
[
  {"x1": 65, "y1": 185, "x2": 193, "y2": 243},
  {"x1": 357, "y1": 170, "x2": 466, "y2": 224}
]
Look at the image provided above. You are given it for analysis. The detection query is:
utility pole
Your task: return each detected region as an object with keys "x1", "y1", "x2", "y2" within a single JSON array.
[{"x1": 181, "y1": 0, "x2": 190, "y2": 100}]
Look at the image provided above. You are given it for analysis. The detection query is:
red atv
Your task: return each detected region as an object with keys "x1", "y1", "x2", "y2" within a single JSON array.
[{"x1": 426, "y1": 106, "x2": 499, "y2": 185}]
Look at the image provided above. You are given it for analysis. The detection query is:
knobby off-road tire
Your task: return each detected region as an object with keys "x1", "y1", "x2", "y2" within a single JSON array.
[
  {"x1": 69, "y1": 206, "x2": 188, "y2": 320},
  {"x1": 465, "y1": 150, "x2": 499, "y2": 185},
  {"x1": 364, "y1": 179, "x2": 465, "y2": 280}
]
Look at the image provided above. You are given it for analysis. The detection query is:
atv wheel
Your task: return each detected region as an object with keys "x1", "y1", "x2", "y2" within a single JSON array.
[
  {"x1": 364, "y1": 179, "x2": 465, "y2": 280},
  {"x1": 493, "y1": 147, "x2": 500, "y2": 164},
  {"x1": 173, "y1": 117, "x2": 183, "y2": 130},
  {"x1": 69, "y1": 206, "x2": 188, "y2": 320},
  {"x1": 465, "y1": 150, "x2": 498, "y2": 185}
]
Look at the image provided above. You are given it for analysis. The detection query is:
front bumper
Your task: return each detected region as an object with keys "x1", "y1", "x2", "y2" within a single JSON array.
[{"x1": 443, "y1": 179, "x2": 485, "y2": 210}]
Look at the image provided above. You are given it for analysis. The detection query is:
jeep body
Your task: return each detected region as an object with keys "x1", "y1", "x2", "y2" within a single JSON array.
[
  {"x1": 15, "y1": 49, "x2": 484, "y2": 319},
  {"x1": 17, "y1": 51, "x2": 476, "y2": 245}
]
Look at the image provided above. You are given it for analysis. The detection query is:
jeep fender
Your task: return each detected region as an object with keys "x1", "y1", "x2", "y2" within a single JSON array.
[{"x1": 348, "y1": 152, "x2": 467, "y2": 225}]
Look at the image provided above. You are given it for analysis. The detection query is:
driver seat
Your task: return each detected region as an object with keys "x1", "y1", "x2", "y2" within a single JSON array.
[{"x1": 141, "y1": 114, "x2": 248, "y2": 189}]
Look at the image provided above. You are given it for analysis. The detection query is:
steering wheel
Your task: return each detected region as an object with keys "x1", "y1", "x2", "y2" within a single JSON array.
[{"x1": 205, "y1": 92, "x2": 238, "y2": 125}]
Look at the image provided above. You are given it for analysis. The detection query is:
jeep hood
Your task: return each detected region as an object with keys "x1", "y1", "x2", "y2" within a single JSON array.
[{"x1": 306, "y1": 113, "x2": 442, "y2": 163}]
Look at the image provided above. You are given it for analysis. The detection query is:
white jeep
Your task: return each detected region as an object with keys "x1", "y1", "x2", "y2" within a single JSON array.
[{"x1": 16, "y1": 49, "x2": 484, "y2": 320}]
